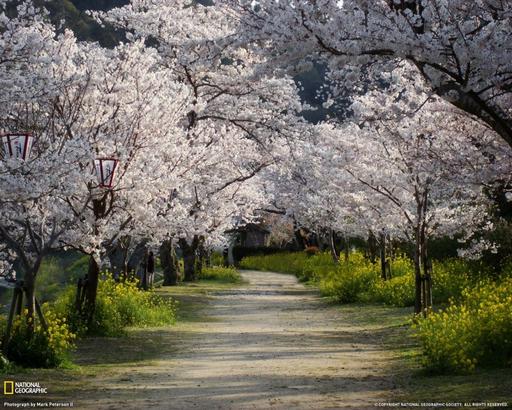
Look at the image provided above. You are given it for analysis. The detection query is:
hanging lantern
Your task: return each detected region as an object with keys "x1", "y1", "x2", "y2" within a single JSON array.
[
  {"x1": 0, "y1": 133, "x2": 34, "y2": 160},
  {"x1": 94, "y1": 158, "x2": 119, "y2": 189}
]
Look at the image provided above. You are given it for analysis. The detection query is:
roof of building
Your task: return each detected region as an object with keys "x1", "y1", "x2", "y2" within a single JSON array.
[{"x1": 226, "y1": 223, "x2": 270, "y2": 234}]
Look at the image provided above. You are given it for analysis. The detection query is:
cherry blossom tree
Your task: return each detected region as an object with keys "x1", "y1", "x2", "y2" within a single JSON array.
[
  {"x1": 262, "y1": 63, "x2": 511, "y2": 313},
  {"x1": 99, "y1": 0, "x2": 310, "y2": 281},
  {"x1": 0, "y1": 1, "x2": 92, "y2": 331},
  {"x1": 52, "y1": 40, "x2": 194, "y2": 322},
  {"x1": 323, "y1": 83, "x2": 510, "y2": 313},
  {"x1": 221, "y1": 0, "x2": 512, "y2": 149}
]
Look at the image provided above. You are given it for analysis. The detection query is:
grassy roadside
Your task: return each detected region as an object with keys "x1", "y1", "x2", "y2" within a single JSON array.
[
  {"x1": 0, "y1": 279, "x2": 241, "y2": 399},
  {"x1": 242, "y1": 253, "x2": 512, "y2": 405},
  {"x1": 349, "y1": 303, "x2": 512, "y2": 406},
  {"x1": 2, "y1": 274, "x2": 510, "y2": 407}
]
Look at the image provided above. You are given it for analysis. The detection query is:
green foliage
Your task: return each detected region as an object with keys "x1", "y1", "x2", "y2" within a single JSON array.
[
  {"x1": 35, "y1": 258, "x2": 64, "y2": 303},
  {"x1": 62, "y1": 254, "x2": 90, "y2": 280},
  {"x1": 388, "y1": 255, "x2": 414, "y2": 278},
  {"x1": 0, "y1": 308, "x2": 75, "y2": 368},
  {"x1": 210, "y1": 251, "x2": 225, "y2": 267},
  {"x1": 301, "y1": 252, "x2": 335, "y2": 282},
  {"x1": 240, "y1": 252, "x2": 309, "y2": 275},
  {"x1": 369, "y1": 256, "x2": 415, "y2": 306},
  {"x1": 371, "y1": 258, "x2": 476, "y2": 307},
  {"x1": 12, "y1": 254, "x2": 89, "y2": 306},
  {"x1": 0, "y1": 352, "x2": 11, "y2": 374},
  {"x1": 415, "y1": 277, "x2": 512, "y2": 373},
  {"x1": 42, "y1": 0, "x2": 124, "y2": 47},
  {"x1": 431, "y1": 259, "x2": 472, "y2": 304},
  {"x1": 371, "y1": 274, "x2": 416, "y2": 307},
  {"x1": 54, "y1": 275, "x2": 177, "y2": 337},
  {"x1": 317, "y1": 253, "x2": 379, "y2": 303},
  {"x1": 240, "y1": 252, "x2": 480, "y2": 307},
  {"x1": 198, "y1": 266, "x2": 242, "y2": 283},
  {"x1": 241, "y1": 251, "x2": 379, "y2": 303},
  {"x1": 232, "y1": 246, "x2": 287, "y2": 265}
]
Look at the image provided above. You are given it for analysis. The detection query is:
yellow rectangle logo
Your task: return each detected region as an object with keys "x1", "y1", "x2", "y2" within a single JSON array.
[{"x1": 4, "y1": 381, "x2": 14, "y2": 395}]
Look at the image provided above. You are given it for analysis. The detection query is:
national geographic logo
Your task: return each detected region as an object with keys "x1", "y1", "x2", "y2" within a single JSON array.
[
  {"x1": 3, "y1": 381, "x2": 13, "y2": 395},
  {"x1": 3, "y1": 381, "x2": 47, "y2": 395}
]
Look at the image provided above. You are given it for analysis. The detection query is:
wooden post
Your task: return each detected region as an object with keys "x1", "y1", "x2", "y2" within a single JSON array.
[
  {"x1": 385, "y1": 259, "x2": 391, "y2": 280},
  {"x1": 343, "y1": 235, "x2": 350, "y2": 262},
  {"x1": 425, "y1": 258, "x2": 433, "y2": 311},
  {"x1": 15, "y1": 284, "x2": 23, "y2": 316},
  {"x1": 2, "y1": 286, "x2": 20, "y2": 348},
  {"x1": 421, "y1": 275, "x2": 429, "y2": 317},
  {"x1": 79, "y1": 276, "x2": 88, "y2": 315},
  {"x1": 34, "y1": 298, "x2": 49, "y2": 333},
  {"x1": 75, "y1": 277, "x2": 83, "y2": 313},
  {"x1": 380, "y1": 231, "x2": 387, "y2": 280},
  {"x1": 329, "y1": 229, "x2": 339, "y2": 263}
]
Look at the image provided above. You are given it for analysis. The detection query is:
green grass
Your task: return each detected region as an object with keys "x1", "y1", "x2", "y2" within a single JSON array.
[
  {"x1": 343, "y1": 304, "x2": 512, "y2": 405},
  {"x1": 241, "y1": 252, "x2": 310, "y2": 275},
  {"x1": 198, "y1": 266, "x2": 243, "y2": 283}
]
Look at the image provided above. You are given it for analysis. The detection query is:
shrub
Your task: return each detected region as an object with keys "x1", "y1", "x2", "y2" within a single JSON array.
[
  {"x1": 240, "y1": 251, "x2": 487, "y2": 308},
  {"x1": 388, "y1": 255, "x2": 414, "y2": 278},
  {"x1": 36, "y1": 259, "x2": 67, "y2": 303},
  {"x1": 415, "y1": 277, "x2": 512, "y2": 373},
  {"x1": 0, "y1": 308, "x2": 75, "y2": 368},
  {"x1": 431, "y1": 259, "x2": 471, "y2": 304},
  {"x1": 54, "y1": 275, "x2": 176, "y2": 337},
  {"x1": 240, "y1": 252, "x2": 309, "y2": 275},
  {"x1": 370, "y1": 274, "x2": 415, "y2": 307},
  {"x1": 301, "y1": 252, "x2": 336, "y2": 282},
  {"x1": 369, "y1": 256, "x2": 415, "y2": 306},
  {"x1": 317, "y1": 252, "x2": 379, "y2": 303},
  {"x1": 232, "y1": 246, "x2": 285, "y2": 265},
  {"x1": 198, "y1": 266, "x2": 242, "y2": 283},
  {"x1": 0, "y1": 353, "x2": 11, "y2": 374},
  {"x1": 210, "y1": 251, "x2": 225, "y2": 267},
  {"x1": 369, "y1": 258, "x2": 474, "y2": 307}
]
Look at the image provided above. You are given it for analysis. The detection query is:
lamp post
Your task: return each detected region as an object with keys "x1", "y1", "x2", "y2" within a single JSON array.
[
  {"x1": 0, "y1": 132, "x2": 47, "y2": 341},
  {"x1": 78, "y1": 157, "x2": 120, "y2": 325},
  {"x1": 0, "y1": 133, "x2": 34, "y2": 160},
  {"x1": 94, "y1": 157, "x2": 119, "y2": 189}
]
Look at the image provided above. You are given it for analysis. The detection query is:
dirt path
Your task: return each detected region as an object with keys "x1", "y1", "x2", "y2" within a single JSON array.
[{"x1": 57, "y1": 270, "x2": 396, "y2": 409}]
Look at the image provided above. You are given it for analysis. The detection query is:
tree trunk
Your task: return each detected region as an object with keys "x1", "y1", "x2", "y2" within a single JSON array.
[
  {"x1": 367, "y1": 230, "x2": 378, "y2": 264},
  {"x1": 420, "y1": 219, "x2": 432, "y2": 316},
  {"x1": 329, "y1": 229, "x2": 339, "y2": 263},
  {"x1": 413, "y1": 236, "x2": 422, "y2": 315},
  {"x1": 380, "y1": 231, "x2": 387, "y2": 280},
  {"x1": 195, "y1": 236, "x2": 206, "y2": 277},
  {"x1": 180, "y1": 236, "x2": 199, "y2": 282},
  {"x1": 23, "y1": 270, "x2": 36, "y2": 335},
  {"x1": 107, "y1": 237, "x2": 130, "y2": 281},
  {"x1": 343, "y1": 235, "x2": 350, "y2": 262},
  {"x1": 127, "y1": 241, "x2": 147, "y2": 279},
  {"x1": 83, "y1": 256, "x2": 100, "y2": 327},
  {"x1": 160, "y1": 239, "x2": 179, "y2": 286},
  {"x1": 140, "y1": 248, "x2": 149, "y2": 290},
  {"x1": 293, "y1": 218, "x2": 306, "y2": 250}
]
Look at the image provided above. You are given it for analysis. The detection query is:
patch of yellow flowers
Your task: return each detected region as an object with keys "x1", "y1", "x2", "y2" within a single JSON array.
[
  {"x1": 415, "y1": 277, "x2": 512, "y2": 373},
  {"x1": 40, "y1": 307, "x2": 76, "y2": 355},
  {"x1": 94, "y1": 274, "x2": 176, "y2": 333}
]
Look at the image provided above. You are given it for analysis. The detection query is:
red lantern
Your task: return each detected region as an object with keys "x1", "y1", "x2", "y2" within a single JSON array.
[
  {"x1": 1, "y1": 133, "x2": 34, "y2": 160},
  {"x1": 94, "y1": 158, "x2": 119, "y2": 188}
]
